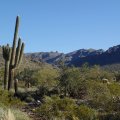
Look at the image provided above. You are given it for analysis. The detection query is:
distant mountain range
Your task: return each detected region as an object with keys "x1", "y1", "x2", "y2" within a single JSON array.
[{"x1": 25, "y1": 44, "x2": 120, "y2": 67}]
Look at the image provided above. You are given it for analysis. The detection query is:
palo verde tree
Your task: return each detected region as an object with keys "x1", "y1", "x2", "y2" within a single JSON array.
[{"x1": 2, "y1": 16, "x2": 25, "y2": 93}]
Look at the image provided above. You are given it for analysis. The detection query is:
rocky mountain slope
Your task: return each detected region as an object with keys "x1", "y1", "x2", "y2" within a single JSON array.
[
  {"x1": 25, "y1": 45, "x2": 120, "y2": 67},
  {"x1": 25, "y1": 48, "x2": 104, "y2": 66},
  {"x1": 70, "y1": 45, "x2": 120, "y2": 67}
]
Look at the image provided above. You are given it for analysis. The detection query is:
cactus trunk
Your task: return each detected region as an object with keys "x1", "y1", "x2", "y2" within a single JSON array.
[
  {"x1": 14, "y1": 78, "x2": 18, "y2": 94},
  {"x1": 8, "y1": 68, "x2": 14, "y2": 90},
  {"x1": 8, "y1": 16, "x2": 19, "y2": 91}
]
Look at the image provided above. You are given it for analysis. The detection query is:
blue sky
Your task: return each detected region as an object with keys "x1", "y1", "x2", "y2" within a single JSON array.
[{"x1": 0, "y1": 0, "x2": 120, "y2": 53}]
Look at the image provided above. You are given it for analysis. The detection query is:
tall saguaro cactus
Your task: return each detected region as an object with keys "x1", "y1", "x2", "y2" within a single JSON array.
[
  {"x1": 2, "y1": 16, "x2": 25, "y2": 93},
  {"x1": 8, "y1": 16, "x2": 25, "y2": 92},
  {"x1": 2, "y1": 44, "x2": 11, "y2": 89}
]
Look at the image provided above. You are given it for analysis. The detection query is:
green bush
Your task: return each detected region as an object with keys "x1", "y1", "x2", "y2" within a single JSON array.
[
  {"x1": 59, "y1": 65, "x2": 114, "y2": 99},
  {"x1": 35, "y1": 96, "x2": 98, "y2": 120},
  {"x1": 33, "y1": 66, "x2": 59, "y2": 89},
  {"x1": 108, "y1": 83, "x2": 120, "y2": 96},
  {"x1": 16, "y1": 68, "x2": 38, "y2": 87},
  {"x1": 87, "y1": 80, "x2": 112, "y2": 109},
  {"x1": 59, "y1": 67, "x2": 88, "y2": 98},
  {"x1": 75, "y1": 105, "x2": 98, "y2": 120},
  {"x1": 0, "y1": 89, "x2": 25, "y2": 108}
]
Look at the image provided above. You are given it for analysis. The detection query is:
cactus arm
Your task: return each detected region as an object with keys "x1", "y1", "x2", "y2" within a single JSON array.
[
  {"x1": 15, "y1": 38, "x2": 21, "y2": 67},
  {"x1": 2, "y1": 45, "x2": 11, "y2": 90},
  {"x1": 18, "y1": 42, "x2": 25, "y2": 66},
  {"x1": 4, "y1": 60, "x2": 9, "y2": 89}
]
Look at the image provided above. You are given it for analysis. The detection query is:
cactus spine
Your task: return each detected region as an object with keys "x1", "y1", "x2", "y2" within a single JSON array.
[
  {"x1": 2, "y1": 44, "x2": 11, "y2": 89},
  {"x1": 7, "y1": 16, "x2": 25, "y2": 93}
]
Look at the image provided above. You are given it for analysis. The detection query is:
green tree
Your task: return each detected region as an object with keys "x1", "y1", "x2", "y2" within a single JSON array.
[
  {"x1": 16, "y1": 68, "x2": 37, "y2": 88},
  {"x1": 33, "y1": 66, "x2": 59, "y2": 89},
  {"x1": 59, "y1": 66, "x2": 87, "y2": 98}
]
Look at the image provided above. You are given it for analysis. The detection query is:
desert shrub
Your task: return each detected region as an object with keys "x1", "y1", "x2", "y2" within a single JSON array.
[
  {"x1": 36, "y1": 86, "x2": 49, "y2": 98},
  {"x1": 85, "y1": 76, "x2": 120, "y2": 113},
  {"x1": 98, "y1": 112, "x2": 120, "y2": 120},
  {"x1": 87, "y1": 80, "x2": 112, "y2": 109},
  {"x1": 24, "y1": 96, "x2": 35, "y2": 103},
  {"x1": 75, "y1": 105, "x2": 98, "y2": 120},
  {"x1": 15, "y1": 90, "x2": 36, "y2": 103},
  {"x1": 80, "y1": 65, "x2": 114, "y2": 81},
  {"x1": 59, "y1": 67, "x2": 88, "y2": 98},
  {"x1": 108, "y1": 83, "x2": 120, "y2": 96},
  {"x1": 114, "y1": 71, "x2": 120, "y2": 81},
  {"x1": 16, "y1": 68, "x2": 38, "y2": 87},
  {"x1": 35, "y1": 96, "x2": 98, "y2": 120},
  {"x1": 82, "y1": 65, "x2": 101, "y2": 80},
  {"x1": 59, "y1": 65, "x2": 114, "y2": 99},
  {"x1": 105, "y1": 83, "x2": 120, "y2": 112},
  {"x1": 33, "y1": 66, "x2": 59, "y2": 89},
  {"x1": 31, "y1": 66, "x2": 59, "y2": 98},
  {"x1": 0, "y1": 89, "x2": 25, "y2": 108}
]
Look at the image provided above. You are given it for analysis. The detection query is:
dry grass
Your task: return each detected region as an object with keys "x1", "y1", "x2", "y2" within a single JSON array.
[
  {"x1": 1, "y1": 109, "x2": 15, "y2": 120},
  {"x1": 0, "y1": 108, "x2": 31, "y2": 120}
]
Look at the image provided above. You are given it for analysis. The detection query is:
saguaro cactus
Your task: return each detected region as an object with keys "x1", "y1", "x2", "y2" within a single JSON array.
[
  {"x1": 8, "y1": 16, "x2": 25, "y2": 92},
  {"x1": 2, "y1": 44, "x2": 11, "y2": 89}
]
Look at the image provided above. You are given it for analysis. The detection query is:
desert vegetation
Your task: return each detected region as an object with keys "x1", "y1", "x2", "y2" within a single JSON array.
[{"x1": 0, "y1": 17, "x2": 120, "y2": 120}]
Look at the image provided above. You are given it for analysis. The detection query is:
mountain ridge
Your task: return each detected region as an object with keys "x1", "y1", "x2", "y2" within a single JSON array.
[
  {"x1": 25, "y1": 45, "x2": 120, "y2": 66},
  {"x1": 25, "y1": 48, "x2": 104, "y2": 65}
]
